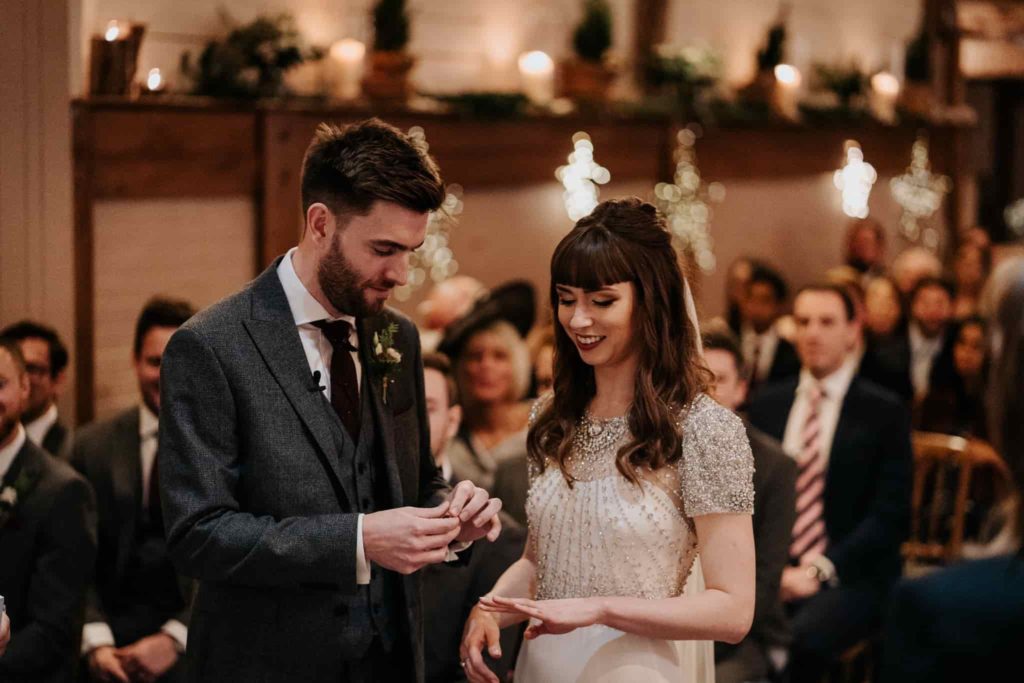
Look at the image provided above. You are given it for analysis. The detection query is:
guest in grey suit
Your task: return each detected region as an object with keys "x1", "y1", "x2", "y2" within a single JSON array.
[
  {"x1": 703, "y1": 327, "x2": 798, "y2": 683},
  {"x1": 71, "y1": 297, "x2": 196, "y2": 683},
  {"x1": 0, "y1": 338, "x2": 97, "y2": 683},
  {"x1": 159, "y1": 119, "x2": 502, "y2": 683}
]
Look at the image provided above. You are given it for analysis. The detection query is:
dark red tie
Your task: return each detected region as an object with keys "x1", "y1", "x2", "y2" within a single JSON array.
[{"x1": 314, "y1": 320, "x2": 360, "y2": 442}]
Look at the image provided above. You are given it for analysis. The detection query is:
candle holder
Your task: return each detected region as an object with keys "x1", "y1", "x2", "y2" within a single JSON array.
[
  {"x1": 139, "y1": 68, "x2": 168, "y2": 97},
  {"x1": 89, "y1": 20, "x2": 146, "y2": 97}
]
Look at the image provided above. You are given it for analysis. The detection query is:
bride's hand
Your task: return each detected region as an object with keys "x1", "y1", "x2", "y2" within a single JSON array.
[
  {"x1": 459, "y1": 604, "x2": 502, "y2": 683},
  {"x1": 478, "y1": 595, "x2": 604, "y2": 639}
]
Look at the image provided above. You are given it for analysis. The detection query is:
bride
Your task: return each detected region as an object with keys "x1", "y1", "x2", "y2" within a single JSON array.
[{"x1": 459, "y1": 198, "x2": 755, "y2": 683}]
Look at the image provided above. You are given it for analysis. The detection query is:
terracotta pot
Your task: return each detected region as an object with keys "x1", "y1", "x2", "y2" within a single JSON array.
[
  {"x1": 899, "y1": 82, "x2": 934, "y2": 117},
  {"x1": 362, "y1": 51, "x2": 415, "y2": 102},
  {"x1": 560, "y1": 59, "x2": 615, "y2": 102}
]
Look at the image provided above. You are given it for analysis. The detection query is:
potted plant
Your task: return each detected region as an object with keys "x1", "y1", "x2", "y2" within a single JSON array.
[
  {"x1": 901, "y1": 28, "x2": 933, "y2": 116},
  {"x1": 561, "y1": 0, "x2": 615, "y2": 102},
  {"x1": 363, "y1": 0, "x2": 414, "y2": 101}
]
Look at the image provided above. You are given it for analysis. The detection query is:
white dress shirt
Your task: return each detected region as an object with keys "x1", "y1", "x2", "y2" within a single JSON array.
[
  {"x1": 0, "y1": 423, "x2": 27, "y2": 480},
  {"x1": 908, "y1": 322, "x2": 943, "y2": 398},
  {"x1": 741, "y1": 324, "x2": 781, "y2": 382},
  {"x1": 781, "y1": 356, "x2": 859, "y2": 469},
  {"x1": 82, "y1": 404, "x2": 188, "y2": 655},
  {"x1": 24, "y1": 403, "x2": 58, "y2": 448},
  {"x1": 277, "y1": 247, "x2": 372, "y2": 585}
]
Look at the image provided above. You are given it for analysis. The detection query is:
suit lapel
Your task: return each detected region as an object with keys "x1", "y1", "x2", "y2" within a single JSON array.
[
  {"x1": 358, "y1": 317, "x2": 404, "y2": 505},
  {"x1": 110, "y1": 409, "x2": 142, "y2": 577},
  {"x1": 245, "y1": 263, "x2": 356, "y2": 508}
]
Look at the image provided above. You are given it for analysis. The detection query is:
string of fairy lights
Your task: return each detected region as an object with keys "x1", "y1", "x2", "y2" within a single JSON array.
[{"x1": 398, "y1": 124, "x2": 958, "y2": 297}]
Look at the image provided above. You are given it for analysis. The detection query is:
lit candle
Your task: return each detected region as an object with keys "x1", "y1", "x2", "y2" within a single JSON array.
[
  {"x1": 146, "y1": 68, "x2": 163, "y2": 91},
  {"x1": 869, "y1": 71, "x2": 901, "y2": 123},
  {"x1": 518, "y1": 51, "x2": 555, "y2": 106},
  {"x1": 104, "y1": 20, "x2": 122, "y2": 42},
  {"x1": 773, "y1": 63, "x2": 802, "y2": 120},
  {"x1": 329, "y1": 39, "x2": 365, "y2": 100}
]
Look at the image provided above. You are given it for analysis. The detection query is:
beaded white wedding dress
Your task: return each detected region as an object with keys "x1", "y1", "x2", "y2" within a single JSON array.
[{"x1": 514, "y1": 393, "x2": 754, "y2": 683}]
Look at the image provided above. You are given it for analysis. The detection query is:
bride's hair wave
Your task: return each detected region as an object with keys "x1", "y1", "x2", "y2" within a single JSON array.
[{"x1": 527, "y1": 197, "x2": 709, "y2": 487}]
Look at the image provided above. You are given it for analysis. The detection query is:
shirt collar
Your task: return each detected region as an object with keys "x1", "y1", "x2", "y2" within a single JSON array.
[
  {"x1": 908, "y1": 322, "x2": 942, "y2": 355},
  {"x1": 139, "y1": 403, "x2": 159, "y2": 439},
  {"x1": 277, "y1": 247, "x2": 357, "y2": 332},
  {"x1": 0, "y1": 423, "x2": 27, "y2": 481},
  {"x1": 24, "y1": 402, "x2": 58, "y2": 446},
  {"x1": 798, "y1": 355, "x2": 857, "y2": 402}
]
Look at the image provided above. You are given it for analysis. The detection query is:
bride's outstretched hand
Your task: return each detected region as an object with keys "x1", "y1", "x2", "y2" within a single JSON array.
[{"x1": 478, "y1": 596, "x2": 604, "y2": 639}]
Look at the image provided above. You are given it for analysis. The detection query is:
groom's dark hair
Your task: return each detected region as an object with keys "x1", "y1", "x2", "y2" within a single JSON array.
[{"x1": 300, "y1": 118, "x2": 446, "y2": 222}]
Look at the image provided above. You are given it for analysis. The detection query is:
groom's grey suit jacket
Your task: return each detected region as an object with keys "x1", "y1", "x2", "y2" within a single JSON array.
[{"x1": 158, "y1": 259, "x2": 449, "y2": 682}]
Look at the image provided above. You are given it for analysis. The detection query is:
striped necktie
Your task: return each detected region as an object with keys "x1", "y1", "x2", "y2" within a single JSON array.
[{"x1": 790, "y1": 380, "x2": 828, "y2": 563}]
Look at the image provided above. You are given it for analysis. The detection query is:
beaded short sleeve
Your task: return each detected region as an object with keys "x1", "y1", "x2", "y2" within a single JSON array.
[{"x1": 677, "y1": 393, "x2": 755, "y2": 518}]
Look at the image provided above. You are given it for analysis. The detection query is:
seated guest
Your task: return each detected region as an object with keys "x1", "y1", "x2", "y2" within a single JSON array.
[
  {"x1": 748, "y1": 284, "x2": 912, "y2": 683},
  {"x1": 892, "y1": 246, "x2": 942, "y2": 299},
  {"x1": 725, "y1": 256, "x2": 756, "y2": 335},
  {"x1": 0, "y1": 338, "x2": 97, "y2": 682},
  {"x1": 438, "y1": 282, "x2": 535, "y2": 492},
  {"x1": 882, "y1": 258, "x2": 1024, "y2": 682},
  {"x1": 863, "y1": 276, "x2": 905, "y2": 341},
  {"x1": 918, "y1": 316, "x2": 987, "y2": 437},
  {"x1": 419, "y1": 352, "x2": 525, "y2": 683},
  {"x1": 703, "y1": 327, "x2": 797, "y2": 683},
  {"x1": 844, "y1": 218, "x2": 887, "y2": 277},
  {"x1": 739, "y1": 263, "x2": 800, "y2": 391},
  {"x1": 0, "y1": 322, "x2": 70, "y2": 456},
  {"x1": 903, "y1": 277, "x2": 957, "y2": 401},
  {"x1": 951, "y1": 241, "x2": 991, "y2": 320},
  {"x1": 828, "y1": 269, "x2": 913, "y2": 401},
  {"x1": 416, "y1": 275, "x2": 487, "y2": 353},
  {"x1": 70, "y1": 297, "x2": 195, "y2": 683}
]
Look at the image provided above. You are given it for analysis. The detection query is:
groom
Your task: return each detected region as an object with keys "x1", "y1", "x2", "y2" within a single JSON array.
[{"x1": 159, "y1": 118, "x2": 502, "y2": 683}]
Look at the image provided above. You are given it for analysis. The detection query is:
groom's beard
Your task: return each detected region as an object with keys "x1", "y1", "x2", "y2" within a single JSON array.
[{"x1": 318, "y1": 234, "x2": 393, "y2": 318}]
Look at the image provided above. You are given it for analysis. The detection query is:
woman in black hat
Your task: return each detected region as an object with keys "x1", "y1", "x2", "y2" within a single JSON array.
[{"x1": 436, "y1": 282, "x2": 536, "y2": 492}]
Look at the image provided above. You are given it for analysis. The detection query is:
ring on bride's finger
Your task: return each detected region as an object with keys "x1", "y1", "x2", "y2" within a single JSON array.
[{"x1": 460, "y1": 659, "x2": 468, "y2": 668}]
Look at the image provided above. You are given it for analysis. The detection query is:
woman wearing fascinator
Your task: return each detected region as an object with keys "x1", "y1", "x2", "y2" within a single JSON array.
[{"x1": 459, "y1": 198, "x2": 755, "y2": 682}]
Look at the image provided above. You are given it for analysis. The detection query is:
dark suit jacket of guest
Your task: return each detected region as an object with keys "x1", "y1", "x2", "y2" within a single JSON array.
[
  {"x1": 492, "y1": 455, "x2": 529, "y2": 528},
  {"x1": 858, "y1": 337, "x2": 913, "y2": 402},
  {"x1": 41, "y1": 421, "x2": 70, "y2": 459},
  {"x1": 0, "y1": 439, "x2": 97, "y2": 683},
  {"x1": 69, "y1": 407, "x2": 192, "y2": 648},
  {"x1": 748, "y1": 376, "x2": 912, "y2": 586},
  {"x1": 881, "y1": 554, "x2": 1024, "y2": 682},
  {"x1": 766, "y1": 337, "x2": 801, "y2": 383},
  {"x1": 158, "y1": 259, "x2": 450, "y2": 683},
  {"x1": 422, "y1": 475, "x2": 526, "y2": 683},
  {"x1": 717, "y1": 422, "x2": 796, "y2": 667}
]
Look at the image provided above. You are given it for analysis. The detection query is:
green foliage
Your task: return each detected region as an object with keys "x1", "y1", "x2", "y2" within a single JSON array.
[
  {"x1": 814, "y1": 62, "x2": 865, "y2": 106},
  {"x1": 373, "y1": 0, "x2": 410, "y2": 52},
  {"x1": 180, "y1": 11, "x2": 316, "y2": 98},
  {"x1": 756, "y1": 21, "x2": 786, "y2": 71},
  {"x1": 573, "y1": 0, "x2": 613, "y2": 63},
  {"x1": 905, "y1": 30, "x2": 930, "y2": 83},
  {"x1": 434, "y1": 92, "x2": 528, "y2": 119}
]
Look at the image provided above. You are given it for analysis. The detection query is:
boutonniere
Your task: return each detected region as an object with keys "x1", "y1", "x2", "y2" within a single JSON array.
[
  {"x1": 370, "y1": 322, "x2": 403, "y2": 405},
  {"x1": 0, "y1": 468, "x2": 41, "y2": 530}
]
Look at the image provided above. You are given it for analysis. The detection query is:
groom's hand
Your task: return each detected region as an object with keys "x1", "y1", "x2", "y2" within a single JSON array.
[
  {"x1": 362, "y1": 501, "x2": 462, "y2": 575},
  {"x1": 448, "y1": 480, "x2": 502, "y2": 544}
]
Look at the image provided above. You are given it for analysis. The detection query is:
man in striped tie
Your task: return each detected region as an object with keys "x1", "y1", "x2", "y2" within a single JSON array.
[{"x1": 748, "y1": 283, "x2": 912, "y2": 683}]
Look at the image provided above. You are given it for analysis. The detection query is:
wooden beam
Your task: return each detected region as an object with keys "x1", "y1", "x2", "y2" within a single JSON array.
[{"x1": 633, "y1": 0, "x2": 669, "y2": 92}]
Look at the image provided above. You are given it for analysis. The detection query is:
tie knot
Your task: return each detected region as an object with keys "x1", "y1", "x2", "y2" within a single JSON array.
[
  {"x1": 807, "y1": 381, "x2": 825, "y2": 403},
  {"x1": 314, "y1": 319, "x2": 355, "y2": 351}
]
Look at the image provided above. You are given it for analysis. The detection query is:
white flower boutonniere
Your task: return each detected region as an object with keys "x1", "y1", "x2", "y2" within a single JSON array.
[
  {"x1": 0, "y1": 467, "x2": 40, "y2": 529},
  {"x1": 0, "y1": 486, "x2": 16, "y2": 507},
  {"x1": 370, "y1": 322, "x2": 403, "y2": 405}
]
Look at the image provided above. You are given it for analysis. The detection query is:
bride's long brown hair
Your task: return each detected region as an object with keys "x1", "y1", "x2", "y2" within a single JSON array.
[{"x1": 527, "y1": 198, "x2": 709, "y2": 486}]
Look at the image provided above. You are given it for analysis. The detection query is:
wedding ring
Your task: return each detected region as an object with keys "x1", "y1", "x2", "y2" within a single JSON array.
[{"x1": 460, "y1": 659, "x2": 468, "y2": 668}]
